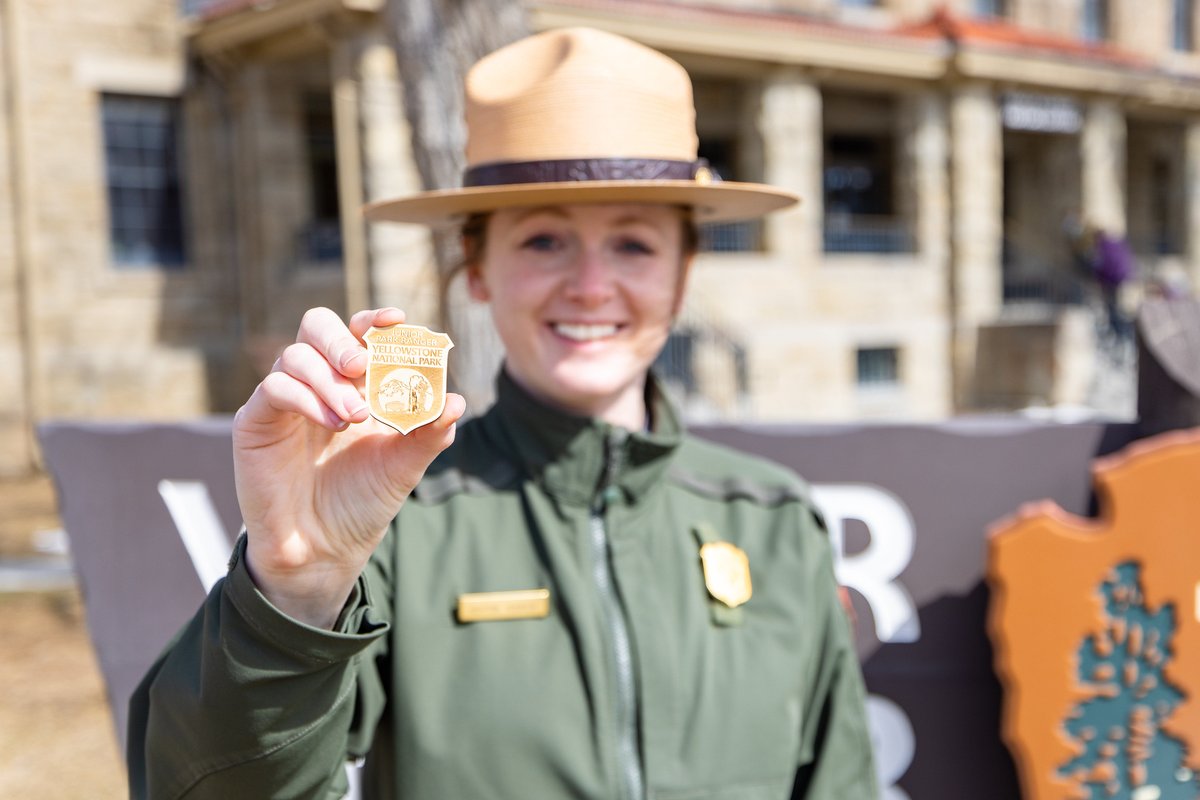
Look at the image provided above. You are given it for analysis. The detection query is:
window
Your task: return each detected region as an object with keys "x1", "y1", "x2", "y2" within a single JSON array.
[
  {"x1": 101, "y1": 94, "x2": 186, "y2": 268},
  {"x1": 1081, "y1": 0, "x2": 1108, "y2": 42},
  {"x1": 972, "y1": 0, "x2": 1006, "y2": 18},
  {"x1": 300, "y1": 92, "x2": 342, "y2": 263},
  {"x1": 856, "y1": 347, "x2": 900, "y2": 387},
  {"x1": 1150, "y1": 157, "x2": 1180, "y2": 254},
  {"x1": 823, "y1": 133, "x2": 913, "y2": 253},
  {"x1": 1173, "y1": 0, "x2": 1194, "y2": 50},
  {"x1": 696, "y1": 137, "x2": 761, "y2": 252},
  {"x1": 179, "y1": 0, "x2": 207, "y2": 14},
  {"x1": 692, "y1": 78, "x2": 763, "y2": 253}
]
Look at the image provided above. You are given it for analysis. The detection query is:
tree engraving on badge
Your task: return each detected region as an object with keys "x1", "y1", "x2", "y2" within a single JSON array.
[
  {"x1": 363, "y1": 324, "x2": 454, "y2": 434},
  {"x1": 1058, "y1": 561, "x2": 1198, "y2": 800}
]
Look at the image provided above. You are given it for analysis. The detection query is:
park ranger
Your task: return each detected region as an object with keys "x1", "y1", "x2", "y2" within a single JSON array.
[{"x1": 128, "y1": 27, "x2": 877, "y2": 800}]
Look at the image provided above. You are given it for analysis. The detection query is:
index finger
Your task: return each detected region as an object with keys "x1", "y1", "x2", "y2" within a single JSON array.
[
  {"x1": 349, "y1": 307, "x2": 407, "y2": 340},
  {"x1": 293, "y1": 307, "x2": 381, "y2": 379}
]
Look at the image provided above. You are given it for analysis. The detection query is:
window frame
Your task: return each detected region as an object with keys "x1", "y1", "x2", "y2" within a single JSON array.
[
  {"x1": 99, "y1": 92, "x2": 188, "y2": 270},
  {"x1": 855, "y1": 346, "x2": 902, "y2": 389}
]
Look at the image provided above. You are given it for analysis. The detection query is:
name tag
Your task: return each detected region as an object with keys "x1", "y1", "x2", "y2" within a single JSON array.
[{"x1": 456, "y1": 589, "x2": 551, "y2": 623}]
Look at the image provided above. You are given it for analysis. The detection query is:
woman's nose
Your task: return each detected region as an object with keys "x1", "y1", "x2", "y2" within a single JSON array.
[{"x1": 564, "y1": 249, "x2": 615, "y2": 306}]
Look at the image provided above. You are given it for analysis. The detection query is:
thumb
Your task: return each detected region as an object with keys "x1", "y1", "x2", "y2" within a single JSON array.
[{"x1": 381, "y1": 392, "x2": 467, "y2": 479}]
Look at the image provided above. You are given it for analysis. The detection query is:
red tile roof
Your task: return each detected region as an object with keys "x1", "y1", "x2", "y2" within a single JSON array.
[
  {"x1": 896, "y1": 6, "x2": 1151, "y2": 69},
  {"x1": 195, "y1": 0, "x2": 1156, "y2": 72}
]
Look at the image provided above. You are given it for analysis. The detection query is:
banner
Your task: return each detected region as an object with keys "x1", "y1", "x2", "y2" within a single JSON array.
[{"x1": 40, "y1": 417, "x2": 1140, "y2": 798}]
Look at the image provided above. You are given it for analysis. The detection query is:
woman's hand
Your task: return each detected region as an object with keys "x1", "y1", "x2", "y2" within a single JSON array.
[{"x1": 232, "y1": 307, "x2": 465, "y2": 628}]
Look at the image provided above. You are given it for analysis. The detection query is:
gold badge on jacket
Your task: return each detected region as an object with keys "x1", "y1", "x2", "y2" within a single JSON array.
[
  {"x1": 700, "y1": 541, "x2": 752, "y2": 608},
  {"x1": 363, "y1": 324, "x2": 453, "y2": 434}
]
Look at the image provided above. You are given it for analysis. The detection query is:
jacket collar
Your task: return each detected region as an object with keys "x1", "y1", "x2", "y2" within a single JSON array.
[{"x1": 482, "y1": 368, "x2": 683, "y2": 508}]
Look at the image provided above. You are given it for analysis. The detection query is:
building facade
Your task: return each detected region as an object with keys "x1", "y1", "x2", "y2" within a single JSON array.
[{"x1": 3, "y1": 0, "x2": 1200, "y2": 475}]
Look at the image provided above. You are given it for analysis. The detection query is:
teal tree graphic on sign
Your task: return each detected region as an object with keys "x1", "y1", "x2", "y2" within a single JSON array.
[{"x1": 1058, "y1": 561, "x2": 1199, "y2": 799}]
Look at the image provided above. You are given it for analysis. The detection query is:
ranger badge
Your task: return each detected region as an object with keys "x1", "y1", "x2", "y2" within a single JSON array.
[
  {"x1": 700, "y1": 541, "x2": 753, "y2": 608},
  {"x1": 363, "y1": 323, "x2": 454, "y2": 434}
]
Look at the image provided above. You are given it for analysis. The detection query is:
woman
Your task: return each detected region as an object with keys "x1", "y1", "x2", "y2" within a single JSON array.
[{"x1": 128, "y1": 27, "x2": 876, "y2": 799}]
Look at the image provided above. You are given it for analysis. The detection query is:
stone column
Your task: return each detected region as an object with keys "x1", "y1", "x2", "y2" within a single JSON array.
[
  {"x1": 950, "y1": 83, "x2": 1003, "y2": 409},
  {"x1": 357, "y1": 32, "x2": 437, "y2": 323},
  {"x1": 903, "y1": 90, "x2": 950, "y2": 269},
  {"x1": 0, "y1": 0, "x2": 35, "y2": 474},
  {"x1": 1080, "y1": 98, "x2": 1126, "y2": 235},
  {"x1": 331, "y1": 34, "x2": 369, "y2": 314},
  {"x1": 758, "y1": 68, "x2": 822, "y2": 273},
  {"x1": 1184, "y1": 121, "x2": 1200, "y2": 292},
  {"x1": 229, "y1": 64, "x2": 270, "y2": 338}
]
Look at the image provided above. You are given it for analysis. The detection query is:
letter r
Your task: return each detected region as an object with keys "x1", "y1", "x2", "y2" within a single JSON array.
[{"x1": 811, "y1": 484, "x2": 920, "y2": 643}]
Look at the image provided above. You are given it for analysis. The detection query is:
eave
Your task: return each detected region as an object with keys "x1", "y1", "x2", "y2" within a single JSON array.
[
  {"x1": 528, "y1": 0, "x2": 948, "y2": 81},
  {"x1": 189, "y1": 0, "x2": 382, "y2": 56}
]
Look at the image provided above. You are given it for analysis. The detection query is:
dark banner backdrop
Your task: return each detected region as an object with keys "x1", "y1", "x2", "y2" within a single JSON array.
[{"x1": 39, "y1": 417, "x2": 1140, "y2": 798}]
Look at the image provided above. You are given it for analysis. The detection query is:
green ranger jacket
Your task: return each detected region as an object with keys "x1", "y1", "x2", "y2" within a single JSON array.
[{"x1": 128, "y1": 372, "x2": 878, "y2": 800}]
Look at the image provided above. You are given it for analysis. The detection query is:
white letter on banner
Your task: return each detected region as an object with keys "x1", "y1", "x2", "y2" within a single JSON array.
[
  {"x1": 158, "y1": 480, "x2": 235, "y2": 593},
  {"x1": 867, "y1": 694, "x2": 915, "y2": 800},
  {"x1": 811, "y1": 484, "x2": 920, "y2": 643}
]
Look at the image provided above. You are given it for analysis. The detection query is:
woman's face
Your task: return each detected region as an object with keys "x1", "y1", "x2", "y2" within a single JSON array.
[{"x1": 467, "y1": 203, "x2": 692, "y2": 424}]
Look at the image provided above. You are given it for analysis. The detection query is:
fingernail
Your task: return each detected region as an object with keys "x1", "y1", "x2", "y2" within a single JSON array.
[
  {"x1": 348, "y1": 402, "x2": 368, "y2": 420},
  {"x1": 342, "y1": 350, "x2": 366, "y2": 371},
  {"x1": 325, "y1": 408, "x2": 349, "y2": 429}
]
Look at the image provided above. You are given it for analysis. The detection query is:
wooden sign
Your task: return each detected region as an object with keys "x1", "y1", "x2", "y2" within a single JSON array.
[
  {"x1": 363, "y1": 324, "x2": 453, "y2": 434},
  {"x1": 988, "y1": 430, "x2": 1200, "y2": 800}
]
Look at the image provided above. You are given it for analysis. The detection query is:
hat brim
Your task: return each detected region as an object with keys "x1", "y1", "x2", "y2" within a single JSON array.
[{"x1": 363, "y1": 180, "x2": 799, "y2": 227}]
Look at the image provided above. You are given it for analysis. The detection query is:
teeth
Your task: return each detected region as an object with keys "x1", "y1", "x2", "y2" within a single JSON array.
[{"x1": 554, "y1": 323, "x2": 618, "y2": 341}]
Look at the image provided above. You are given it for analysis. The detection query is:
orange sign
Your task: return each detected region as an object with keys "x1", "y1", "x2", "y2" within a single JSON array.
[
  {"x1": 364, "y1": 324, "x2": 453, "y2": 434},
  {"x1": 988, "y1": 430, "x2": 1200, "y2": 800}
]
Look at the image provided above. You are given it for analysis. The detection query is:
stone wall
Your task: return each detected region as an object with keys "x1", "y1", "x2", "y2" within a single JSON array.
[{"x1": 0, "y1": 0, "x2": 241, "y2": 476}]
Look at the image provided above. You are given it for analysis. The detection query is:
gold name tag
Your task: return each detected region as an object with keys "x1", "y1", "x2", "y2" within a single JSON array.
[{"x1": 456, "y1": 589, "x2": 551, "y2": 623}]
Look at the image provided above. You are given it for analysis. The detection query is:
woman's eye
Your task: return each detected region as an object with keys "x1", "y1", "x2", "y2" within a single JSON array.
[
  {"x1": 617, "y1": 238, "x2": 654, "y2": 255},
  {"x1": 521, "y1": 234, "x2": 560, "y2": 252}
]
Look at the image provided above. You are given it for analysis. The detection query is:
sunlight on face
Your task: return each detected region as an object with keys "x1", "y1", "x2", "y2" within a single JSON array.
[{"x1": 467, "y1": 203, "x2": 692, "y2": 427}]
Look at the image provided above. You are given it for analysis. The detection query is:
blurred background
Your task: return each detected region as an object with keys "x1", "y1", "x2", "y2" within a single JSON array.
[{"x1": 2, "y1": 0, "x2": 1198, "y2": 794}]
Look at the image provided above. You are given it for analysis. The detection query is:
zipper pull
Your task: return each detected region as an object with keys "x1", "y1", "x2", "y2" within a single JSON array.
[{"x1": 599, "y1": 429, "x2": 629, "y2": 509}]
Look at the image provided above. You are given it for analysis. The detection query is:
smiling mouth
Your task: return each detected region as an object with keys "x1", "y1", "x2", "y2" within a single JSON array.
[{"x1": 552, "y1": 322, "x2": 620, "y2": 342}]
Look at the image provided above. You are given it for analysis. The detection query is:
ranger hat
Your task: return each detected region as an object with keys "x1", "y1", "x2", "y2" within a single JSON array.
[{"x1": 364, "y1": 27, "x2": 798, "y2": 226}]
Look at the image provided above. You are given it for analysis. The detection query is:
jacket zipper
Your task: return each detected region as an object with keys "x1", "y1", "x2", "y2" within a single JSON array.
[{"x1": 590, "y1": 428, "x2": 644, "y2": 800}]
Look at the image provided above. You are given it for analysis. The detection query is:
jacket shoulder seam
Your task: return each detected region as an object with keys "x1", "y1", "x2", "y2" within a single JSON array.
[{"x1": 667, "y1": 464, "x2": 809, "y2": 507}]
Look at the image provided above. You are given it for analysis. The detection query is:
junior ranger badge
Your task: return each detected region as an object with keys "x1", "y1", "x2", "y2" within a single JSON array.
[{"x1": 364, "y1": 324, "x2": 454, "y2": 434}]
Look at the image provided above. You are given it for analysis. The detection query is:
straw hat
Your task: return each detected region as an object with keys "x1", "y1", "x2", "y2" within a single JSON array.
[{"x1": 364, "y1": 27, "x2": 798, "y2": 226}]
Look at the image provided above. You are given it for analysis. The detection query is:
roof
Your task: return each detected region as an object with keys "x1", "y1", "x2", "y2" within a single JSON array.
[
  {"x1": 896, "y1": 6, "x2": 1152, "y2": 70},
  {"x1": 192, "y1": 0, "x2": 1177, "y2": 80}
]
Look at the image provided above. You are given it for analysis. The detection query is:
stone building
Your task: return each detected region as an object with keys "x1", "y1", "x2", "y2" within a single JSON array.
[{"x1": 3, "y1": 0, "x2": 1200, "y2": 475}]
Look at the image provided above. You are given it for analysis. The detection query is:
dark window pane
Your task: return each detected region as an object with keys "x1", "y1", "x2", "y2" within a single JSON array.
[
  {"x1": 101, "y1": 93, "x2": 186, "y2": 267},
  {"x1": 822, "y1": 124, "x2": 913, "y2": 254},
  {"x1": 1081, "y1": 0, "x2": 1108, "y2": 42},
  {"x1": 973, "y1": 0, "x2": 1006, "y2": 18},
  {"x1": 856, "y1": 347, "x2": 900, "y2": 386},
  {"x1": 1174, "y1": 0, "x2": 1194, "y2": 50}
]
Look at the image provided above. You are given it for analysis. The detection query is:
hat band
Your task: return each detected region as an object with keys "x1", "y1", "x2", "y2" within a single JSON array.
[{"x1": 463, "y1": 157, "x2": 706, "y2": 188}]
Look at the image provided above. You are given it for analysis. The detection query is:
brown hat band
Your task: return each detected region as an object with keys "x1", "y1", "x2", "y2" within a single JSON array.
[{"x1": 462, "y1": 157, "x2": 713, "y2": 188}]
